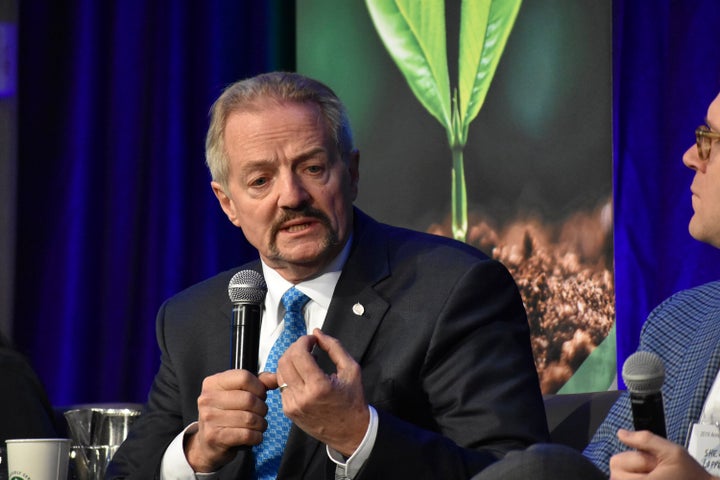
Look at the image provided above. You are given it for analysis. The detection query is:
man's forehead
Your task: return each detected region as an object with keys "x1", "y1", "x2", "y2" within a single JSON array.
[
  {"x1": 226, "y1": 101, "x2": 323, "y2": 132},
  {"x1": 236, "y1": 97, "x2": 320, "y2": 116}
]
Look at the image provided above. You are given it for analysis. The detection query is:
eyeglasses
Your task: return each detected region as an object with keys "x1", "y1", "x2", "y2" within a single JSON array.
[{"x1": 695, "y1": 124, "x2": 720, "y2": 161}]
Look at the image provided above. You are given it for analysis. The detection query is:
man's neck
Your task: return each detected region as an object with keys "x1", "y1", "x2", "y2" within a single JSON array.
[{"x1": 261, "y1": 233, "x2": 354, "y2": 285}]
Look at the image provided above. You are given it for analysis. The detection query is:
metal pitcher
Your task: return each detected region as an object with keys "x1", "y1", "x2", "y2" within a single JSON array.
[{"x1": 63, "y1": 405, "x2": 141, "y2": 480}]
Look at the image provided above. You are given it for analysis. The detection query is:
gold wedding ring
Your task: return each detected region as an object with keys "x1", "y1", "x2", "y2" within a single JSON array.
[{"x1": 279, "y1": 383, "x2": 289, "y2": 393}]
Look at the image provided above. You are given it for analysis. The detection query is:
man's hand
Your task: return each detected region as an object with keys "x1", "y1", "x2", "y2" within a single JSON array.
[
  {"x1": 609, "y1": 428, "x2": 717, "y2": 480},
  {"x1": 276, "y1": 328, "x2": 370, "y2": 457},
  {"x1": 184, "y1": 369, "x2": 274, "y2": 472}
]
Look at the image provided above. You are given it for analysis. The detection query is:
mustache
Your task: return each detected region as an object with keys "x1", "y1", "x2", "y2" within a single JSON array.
[{"x1": 270, "y1": 206, "x2": 331, "y2": 237}]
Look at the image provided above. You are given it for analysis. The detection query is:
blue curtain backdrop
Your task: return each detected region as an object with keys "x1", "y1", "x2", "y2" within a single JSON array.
[
  {"x1": 613, "y1": 0, "x2": 720, "y2": 386},
  {"x1": 12, "y1": 0, "x2": 720, "y2": 407},
  {"x1": 15, "y1": 0, "x2": 294, "y2": 405}
]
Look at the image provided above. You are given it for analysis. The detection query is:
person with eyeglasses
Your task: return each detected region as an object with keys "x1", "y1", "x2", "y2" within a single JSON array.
[
  {"x1": 580, "y1": 91, "x2": 720, "y2": 479},
  {"x1": 470, "y1": 92, "x2": 720, "y2": 480}
]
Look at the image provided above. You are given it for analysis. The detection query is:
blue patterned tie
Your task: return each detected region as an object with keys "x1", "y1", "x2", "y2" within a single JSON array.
[{"x1": 254, "y1": 286, "x2": 310, "y2": 480}]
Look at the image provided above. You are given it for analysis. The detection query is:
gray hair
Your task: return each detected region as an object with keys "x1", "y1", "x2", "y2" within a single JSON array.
[{"x1": 205, "y1": 71, "x2": 355, "y2": 190}]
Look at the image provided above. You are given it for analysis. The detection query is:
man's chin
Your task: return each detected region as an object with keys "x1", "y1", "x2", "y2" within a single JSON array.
[
  {"x1": 688, "y1": 219, "x2": 715, "y2": 245},
  {"x1": 268, "y1": 244, "x2": 332, "y2": 267}
]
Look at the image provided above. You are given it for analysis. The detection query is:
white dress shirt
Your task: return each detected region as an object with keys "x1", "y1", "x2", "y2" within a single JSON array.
[
  {"x1": 160, "y1": 236, "x2": 378, "y2": 479},
  {"x1": 699, "y1": 367, "x2": 720, "y2": 426}
]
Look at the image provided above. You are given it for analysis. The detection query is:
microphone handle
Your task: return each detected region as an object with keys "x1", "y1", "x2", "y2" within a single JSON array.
[
  {"x1": 629, "y1": 392, "x2": 667, "y2": 438},
  {"x1": 231, "y1": 303, "x2": 261, "y2": 374}
]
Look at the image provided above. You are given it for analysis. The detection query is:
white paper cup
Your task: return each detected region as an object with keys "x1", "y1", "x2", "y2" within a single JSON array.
[{"x1": 6, "y1": 438, "x2": 70, "y2": 480}]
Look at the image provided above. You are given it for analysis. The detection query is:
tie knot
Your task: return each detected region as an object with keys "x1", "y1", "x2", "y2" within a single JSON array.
[{"x1": 281, "y1": 286, "x2": 310, "y2": 313}]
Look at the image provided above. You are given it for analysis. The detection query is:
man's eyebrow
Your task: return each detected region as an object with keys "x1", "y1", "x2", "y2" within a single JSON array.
[
  {"x1": 238, "y1": 159, "x2": 276, "y2": 175},
  {"x1": 294, "y1": 147, "x2": 328, "y2": 162},
  {"x1": 236, "y1": 147, "x2": 329, "y2": 175}
]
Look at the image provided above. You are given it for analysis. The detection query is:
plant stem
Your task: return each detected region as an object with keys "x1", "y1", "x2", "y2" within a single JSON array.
[{"x1": 451, "y1": 145, "x2": 467, "y2": 242}]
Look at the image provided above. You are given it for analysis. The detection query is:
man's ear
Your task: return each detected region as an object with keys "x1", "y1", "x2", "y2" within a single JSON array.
[{"x1": 211, "y1": 181, "x2": 241, "y2": 226}]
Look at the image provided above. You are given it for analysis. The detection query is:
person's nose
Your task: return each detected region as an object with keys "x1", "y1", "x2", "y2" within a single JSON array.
[
  {"x1": 682, "y1": 142, "x2": 705, "y2": 173},
  {"x1": 278, "y1": 172, "x2": 310, "y2": 208}
]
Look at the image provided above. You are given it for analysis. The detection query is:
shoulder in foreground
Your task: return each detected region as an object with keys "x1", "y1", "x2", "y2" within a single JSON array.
[
  {"x1": 664, "y1": 280, "x2": 720, "y2": 307},
  {"x1": 646, "y1": 279, "x2": 720, "y2": 331},
  {"x1": 358, "y1": 208, "x2": 490, "y2": 256},
  {"x1": 379, "y1": 220, "x2": 492, "y2": 260}
]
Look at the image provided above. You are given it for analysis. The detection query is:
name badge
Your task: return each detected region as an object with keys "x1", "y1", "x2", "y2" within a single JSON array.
[{"x1": 687, "y1": 423, "x2": 720, "y2": 474}]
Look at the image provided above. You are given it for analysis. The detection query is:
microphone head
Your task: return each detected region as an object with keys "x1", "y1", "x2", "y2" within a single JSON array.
[
  {"x1": 228, "y1": 270, "x2": 267, "y2": 305},
  {"x1": 622, "y1": 351, "x2": 665, "y2": 395}
]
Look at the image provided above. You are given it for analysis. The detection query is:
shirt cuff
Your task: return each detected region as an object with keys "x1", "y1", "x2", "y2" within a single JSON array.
[
  {"x1": 326, "y1": 405, "x2": 378, "y2": 480},
  {"x1": 160, "y1": 422, "x2": 219, "y2": 480}
]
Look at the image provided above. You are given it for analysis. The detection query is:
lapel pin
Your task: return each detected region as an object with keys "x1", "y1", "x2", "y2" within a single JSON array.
[{"x1": 352, "y1": 302, "x2": 365, "y2": 316}]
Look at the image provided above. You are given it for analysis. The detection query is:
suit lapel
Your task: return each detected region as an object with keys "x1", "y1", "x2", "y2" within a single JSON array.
[{"x1": 316, "y1": 210, "x2": 390, "y2": 371}]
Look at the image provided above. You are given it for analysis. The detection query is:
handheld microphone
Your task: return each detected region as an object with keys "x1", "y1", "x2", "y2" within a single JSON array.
[
  {"x1": 227, "y1": 270, "x2": 267, "y2": 374},
  {"x1": 622, "y1": 351, "x2": 667, "y2": 437}
]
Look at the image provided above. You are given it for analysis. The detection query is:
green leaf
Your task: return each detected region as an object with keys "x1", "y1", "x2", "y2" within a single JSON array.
[
  {"x1": 558, "y1": 323, "x2": 617, "y2": 394},
  {"x1": 458, "y1": 0, "x2": 522, "y2": 144},
  {"x1": 366, "y1": 0, "x2": 452, "y2": 133}
]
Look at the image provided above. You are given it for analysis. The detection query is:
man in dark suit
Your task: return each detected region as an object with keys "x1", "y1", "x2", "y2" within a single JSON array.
[{"x1": 106, "y1": 71, "x2": 548, "y2": 479}]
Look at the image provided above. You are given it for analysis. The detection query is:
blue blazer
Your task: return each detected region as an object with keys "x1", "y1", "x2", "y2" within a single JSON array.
[
  {"x1": 584, "y1": 281, "x2": 720, "y2": 475},
  {"x1": 107, "y1": 209, "x2": 548, "y2": 479}
]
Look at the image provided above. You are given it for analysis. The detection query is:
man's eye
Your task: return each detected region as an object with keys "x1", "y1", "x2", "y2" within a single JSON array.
[
  {"x1": 250, "y1": 177, "x2": 268, "y2": 187},
  {"x1": 306, "y1": 165, "x2": 323, "y2": 174}
]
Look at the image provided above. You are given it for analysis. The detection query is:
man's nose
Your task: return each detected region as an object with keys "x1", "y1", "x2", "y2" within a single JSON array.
[
  {"x1": 278, "y1": 173, "x2": 310, "y2": 208},
  {"x1": 682, "y1": 143, "x2": 703, "y2": 172}
]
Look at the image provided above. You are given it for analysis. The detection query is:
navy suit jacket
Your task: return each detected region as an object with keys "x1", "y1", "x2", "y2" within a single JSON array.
[
  {"x1": 584, "y1": 281, "x2": 720, "y2": 475},
  {"x1": 107, "y1": 209, "x2": 548, "y2": 479}
]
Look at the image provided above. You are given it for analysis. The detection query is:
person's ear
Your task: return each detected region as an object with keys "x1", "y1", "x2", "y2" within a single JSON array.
[{"x1": 211, "y1": 181, "x2": 242, "y2": 227}]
